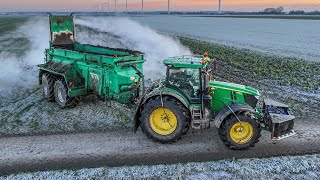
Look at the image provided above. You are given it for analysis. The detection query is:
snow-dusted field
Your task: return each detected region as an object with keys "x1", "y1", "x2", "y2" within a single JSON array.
[
  {"x1": 2, "y1": 154, "x2": 319, "y2": 179},
  {"x1": 0, "y1": 16, "x2": 319, "y2": 136},
  {"x1": 131, "y1": 15, "x2": 320, "y2": 62}
]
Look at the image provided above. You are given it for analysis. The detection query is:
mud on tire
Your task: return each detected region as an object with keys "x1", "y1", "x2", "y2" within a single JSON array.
[
  {"x1": 54, "y1": 79, "x2": 79, "y2": 108},
  {"x1": 42, "y1": 73, "x2": 55, "y2": 102},
  {"x1": 219, "y1": 113, "x2": 261, "y2": 150},
  {"x1": 139, "y1": 96, "x2": 190, "y2": 143}
]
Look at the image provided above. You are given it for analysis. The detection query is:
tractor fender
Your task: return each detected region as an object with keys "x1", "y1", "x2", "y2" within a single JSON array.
[
  {"x1": 142, "y1": 91, "x2": 189, "y2": 109},
  {"x1": 133, "y1": 91, "x2": 189, "y2": 132},
  {"x1": 214, "y1": 103, "x2": 255, "y2": 128}
]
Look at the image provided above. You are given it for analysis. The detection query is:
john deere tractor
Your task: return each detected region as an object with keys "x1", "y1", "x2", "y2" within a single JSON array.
[
  {"x1": 39, "y1": 14, "x2": 295, "y2": 150},
  {"x1": 133, "y1": 56, "x2": 295, "y2": 149}
]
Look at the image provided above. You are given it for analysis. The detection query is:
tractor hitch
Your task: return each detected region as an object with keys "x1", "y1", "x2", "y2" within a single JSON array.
[{"x1": 263, "y1": 99, "x2": 296, "y2": 140}]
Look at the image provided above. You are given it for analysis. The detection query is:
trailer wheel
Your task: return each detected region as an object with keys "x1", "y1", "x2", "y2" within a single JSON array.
[
  {"x1": 42, "y1": 73, "x2": 55, "y2": 102},
  {"x1": 54, "y1": 79, "x2": 79, "y2": 108},
  {"x1": 219, "y1": 113, "x2": 261, "y2": 150},
  {"x1": 140, "y1": 97, "x2": 189, "y2": 143}
]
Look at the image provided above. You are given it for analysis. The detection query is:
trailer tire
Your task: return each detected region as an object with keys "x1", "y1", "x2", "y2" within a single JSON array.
[
  {"x1": 42, "y1": 73, "x2": 55, "y2": 102},
  {"x1": 219, "y1": 113, "x2": 261, "y2": 150},
  {"x1": 140, "y1": 97, "x2": 189, "y2": 143},
  {"x1": 54, "y1": 79, "x2": 79, "y2": 108}
]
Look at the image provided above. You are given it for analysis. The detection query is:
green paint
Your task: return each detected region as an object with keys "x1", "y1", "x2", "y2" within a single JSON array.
[{"x1": 40, "y1": 15, "x2": 145, "y2": 105}]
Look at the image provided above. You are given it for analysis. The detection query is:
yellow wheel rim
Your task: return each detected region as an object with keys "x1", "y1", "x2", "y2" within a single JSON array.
[
  {"x1": 229, "y1": 122, "x2": 254, "y2": 144},
  {"x1": 149, "y1": 108, "x2": 177, "y2": 135}
]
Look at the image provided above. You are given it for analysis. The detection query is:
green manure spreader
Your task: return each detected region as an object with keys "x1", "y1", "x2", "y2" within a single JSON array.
[{"x1": 39, "y1": 15, "x2": 295, "y2": 150}]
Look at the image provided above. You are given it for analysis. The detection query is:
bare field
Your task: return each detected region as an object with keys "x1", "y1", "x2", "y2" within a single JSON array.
[
  {"x1": 0, "y1": 17, "x2": 28, "y2": 36},
  {"x1": 189, "y1": 15, "x2": 320, "y2": 20},
  {"x1": 132, "y1": 15, "x2": 320, "y2": 62}
]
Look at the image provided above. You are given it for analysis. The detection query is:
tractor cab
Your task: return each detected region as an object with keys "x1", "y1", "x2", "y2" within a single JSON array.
[
  {"x1": 163, "y1": 56, "x2": 213, "y2": 130},
  {"x1": 163, "y1": 55, "x2": 209, "y2": 103}
]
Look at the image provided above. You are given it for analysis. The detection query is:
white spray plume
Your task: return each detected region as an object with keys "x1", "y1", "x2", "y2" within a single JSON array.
[
  {"x1": 0, "y1": 17, "x2": 49, "y2": 91},
  {"x1": 76, "y1": 17, "x2": 192, "y2": 79},
  {"x1": 0, "y1": 16, "x2": 191, "y2": 91}
]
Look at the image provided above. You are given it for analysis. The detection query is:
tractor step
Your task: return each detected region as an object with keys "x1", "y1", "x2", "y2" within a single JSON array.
[{"x1": 191, "y1": 107, "x2": 210, "y2": 130}]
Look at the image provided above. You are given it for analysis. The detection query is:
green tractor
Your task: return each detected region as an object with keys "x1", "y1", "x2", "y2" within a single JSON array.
[
  {"x1": 134, "y1": 56, "x2": 295, "y2": 149},
  {"x1": 39, "y1": 15, "x2": 295, "y2": 150}
]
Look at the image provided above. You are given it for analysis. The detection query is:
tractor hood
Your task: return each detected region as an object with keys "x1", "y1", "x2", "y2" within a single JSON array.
[{"x1": 210, "y1": 81, "x2": 260, "y2": 97}]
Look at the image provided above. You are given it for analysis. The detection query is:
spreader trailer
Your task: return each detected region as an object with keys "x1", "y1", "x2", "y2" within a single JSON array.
[{"x1": 39, "y1": 14, "x2": 295, "y2": 150}]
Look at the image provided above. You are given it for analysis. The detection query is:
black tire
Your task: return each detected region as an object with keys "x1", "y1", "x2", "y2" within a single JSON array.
[
  {"x1": 140, "y1": 96, "x2": 190, "y2": 143},
  {"x1": 42, "y1": 73, "x2": 55, "y2": 102},
  {"x1": 54, "y1": 79, "x2": 79, "y2": 108},
  {"x1": 219, "y1": 113, "x2": 261, "y2": 150}
]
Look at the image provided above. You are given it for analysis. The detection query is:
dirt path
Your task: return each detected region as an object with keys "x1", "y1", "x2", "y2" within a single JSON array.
[{"x1": 1, "y1": 117, "x2": 319, "y2": 175}]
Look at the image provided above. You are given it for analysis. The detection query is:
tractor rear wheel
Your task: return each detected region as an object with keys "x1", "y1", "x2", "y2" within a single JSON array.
[
  {"x1": 42, "y1": 73, "x2": 55, "y2": 102},
  {"x1": 219, "y1": 114, "x2": 261, "y2": 150},
  {"x1": 140, "y1": 97, "x2": 189, "y2": 143},
  {"x1": 54, "y1": 79, "x2": 79, "y2": 108}
]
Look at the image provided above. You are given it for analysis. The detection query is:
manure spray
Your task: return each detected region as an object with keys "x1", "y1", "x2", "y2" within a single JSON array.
[{"x1": 0, "y1": 16, "x2": 191, "y2": 90}]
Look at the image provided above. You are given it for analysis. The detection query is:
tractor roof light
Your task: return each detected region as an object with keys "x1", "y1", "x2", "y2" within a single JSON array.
[{"x1": 134, "y1": 53, "x2": 141, "y2": 57}]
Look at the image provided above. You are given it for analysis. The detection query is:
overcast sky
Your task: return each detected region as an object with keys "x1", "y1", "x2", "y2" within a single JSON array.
[{"x1": 1, "y1": 0, "x2": 319, "y2": 12}]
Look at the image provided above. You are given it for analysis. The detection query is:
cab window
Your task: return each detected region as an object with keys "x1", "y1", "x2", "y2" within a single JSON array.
[{"x1": 168, "y1": 68, "x2": 201, "y2": 99}]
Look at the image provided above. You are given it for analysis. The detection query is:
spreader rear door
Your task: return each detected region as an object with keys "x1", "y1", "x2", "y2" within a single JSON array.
[{"x1": 49, "y1": 14, "x2": 75, "y2": 46}]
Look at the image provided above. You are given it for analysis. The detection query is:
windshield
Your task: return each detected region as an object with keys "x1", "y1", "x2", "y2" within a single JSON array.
[{"x1": 168, "y1": 68, "x2": 201, "y2": 99}]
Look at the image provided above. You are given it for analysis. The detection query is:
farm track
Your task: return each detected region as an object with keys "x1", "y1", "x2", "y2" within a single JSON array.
[{"x1": 0, "y1": 118, "x2": 319, "y2": 175}]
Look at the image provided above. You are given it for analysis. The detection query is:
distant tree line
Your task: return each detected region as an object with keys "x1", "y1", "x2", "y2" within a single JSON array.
[
  {"x1": 260, "y1": 6, "x2": 285, "y2": 14},
  {"x1": 289, "y1": 10, "x2": 320, "y2": 15},
  {"x1": 258, "y1": 6, "x2": 320, "y2": 15}
]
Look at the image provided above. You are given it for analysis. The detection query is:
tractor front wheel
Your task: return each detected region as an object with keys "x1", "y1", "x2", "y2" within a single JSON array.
[
  {"x1": 140, "y1": 97, "x2": 189, "y2": 143},
  {"x1": 54, "y1": 79, "x2": 79, "y2": 108},
  {"x1": 219, "y1": 114, "x2": 261, "y2": 150}
]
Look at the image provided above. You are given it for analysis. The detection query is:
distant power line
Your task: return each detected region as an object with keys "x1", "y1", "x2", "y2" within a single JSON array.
[
  {"x1": 101, "y1": 1, "x2": 110, "y2": 15},
  {"x1": 168, "y1": 0, "x2": 170, "y2": 14},
  {"x1": 95, "y1": 0, "x2": 222, "y2": 15},
  {"x1": 114, "y1": 0, "x2": 118, "y2": 14},
  {"x1": 142, "y1": 0, "x2": 144, "y2": 15},
  {"x1": 126, "y1": 0, "x2": 128, "y2": 14}
]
